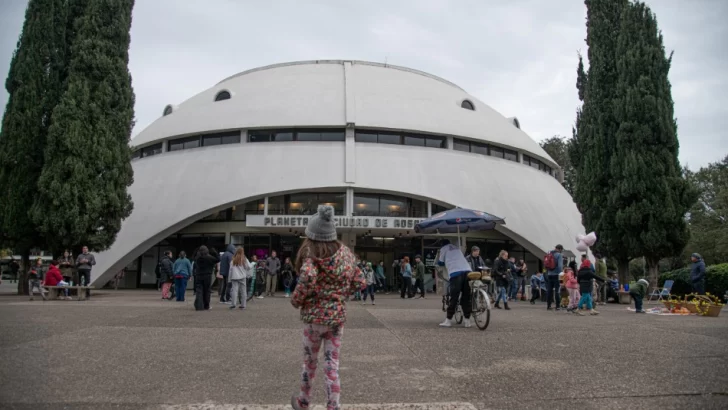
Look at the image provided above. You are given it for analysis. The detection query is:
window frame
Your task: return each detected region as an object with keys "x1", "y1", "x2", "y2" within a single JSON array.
[
  {"x1": 168, "y1": 136, "x2": 201, "y2": 152},
  {"x1": 141, "y1": 143, "x2": 163, "y2": 158},
  {"x1": 214, "y1": 90, "x2": 231, "y2": 102},
  {"x1": 461, "y1": 100, "x2": 475, "y2": 110}
]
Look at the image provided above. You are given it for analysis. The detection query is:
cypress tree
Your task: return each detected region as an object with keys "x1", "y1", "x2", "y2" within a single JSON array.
[
  {"x1": 611, "y1": 1, "x2": 694, "y2": 288},
  {"x1": 0, "y1": 0, "x2": 67, "y2": 293},
  {"x1": 32, "y1": 0, "x2": 135, "y2": 253},
  {"x1": 570, "y1": 0, "x2": 631, "y2": 284}
]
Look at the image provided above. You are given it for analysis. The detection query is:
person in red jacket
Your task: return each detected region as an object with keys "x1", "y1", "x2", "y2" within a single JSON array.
[{"x1": 44, "y1": 260, "x2": 70, "y2": 300}]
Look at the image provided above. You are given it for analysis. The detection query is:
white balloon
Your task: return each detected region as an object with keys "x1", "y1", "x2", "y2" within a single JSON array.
[
  {"x1": 576, "y1": 242, "x2": 589, "y2": 252},
  {"x1": 584, "y1": 232, "x2": 598, "y2": 247}
]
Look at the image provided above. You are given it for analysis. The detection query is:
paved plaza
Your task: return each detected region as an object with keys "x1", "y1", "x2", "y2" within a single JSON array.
[{"x1": 0, "y1": 287, "x2": 727, "y2": 410}]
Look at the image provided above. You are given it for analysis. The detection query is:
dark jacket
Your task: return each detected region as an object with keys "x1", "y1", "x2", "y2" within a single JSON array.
[
  {"x1": 28, "y1": 264, "x2": 45, "y2": 281},
  {"x1": 577, "y1": 263, "x2": 604, "y2": 294},
  {"x1": 219, "y1": 245, "x2": 236, "y2": 277},
  {"x1": 465, "y1": 255, "x2": 486, "y2": 272},
  {"x1": 690, "y1": 258, "x2": 706, "y2": 283},
  {"x1": 195, "y1": 252, "x2": 220, "y2": 276},
  {"x1": 282, "y1": 262, "x2": 294, "y2": 275},
  {"x1": 413, "y1": 261, "x2": 426, "y2": 280},
  {"x1": 159, "y1": 255, "x2": 174, "y2": 282},
  {"x1": 493, "y1": 257, "x2": 511, "y2": 287}
]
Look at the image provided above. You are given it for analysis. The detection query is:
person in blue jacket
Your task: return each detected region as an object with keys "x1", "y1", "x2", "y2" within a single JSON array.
[
  {"x1": 173, "y1": 251, "x2": 193, "y2": 302},
  {"x1": 690, "y1": 253, "x2": 706, "y2": 295}
]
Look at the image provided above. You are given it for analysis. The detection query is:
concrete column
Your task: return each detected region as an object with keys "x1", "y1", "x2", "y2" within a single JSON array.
[
  {"x1": 345, "y1": 127, "x2": 356, "y2": 183},
  {"x1": 240, "y1": 129, "x2": 247, "y2": 144},
  {"x1": 344, "y1": 61, "x2": 356, "y2": 184},
  {"x1": 225, "y1": 232, "x2": 231, "y2": 245},
  {"x1": 263, "y1": 197, "x2": 269, "y2": 216},
  {"x1": 160, "y1": 140, "x2": 168, "y2": 153},
  {"x1": 446, "y1": 136, "x2": 454, "y2": 150},
  {"x1": 346, "y1": 187, "x2": 354, "y2": 216},
  {"x1": 427, "y1": 201, "x2": 432, "y2": 217}
]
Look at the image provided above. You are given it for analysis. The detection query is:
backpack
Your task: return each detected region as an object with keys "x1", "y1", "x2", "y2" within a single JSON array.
[{"x1": 544, "y1": 252, "x2": 557, "y2": 270}]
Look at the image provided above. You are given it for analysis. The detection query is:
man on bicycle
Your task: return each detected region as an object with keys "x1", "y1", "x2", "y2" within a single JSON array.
[{"x1": 438, "y1": 240, "x2": 474, "y2": 328}]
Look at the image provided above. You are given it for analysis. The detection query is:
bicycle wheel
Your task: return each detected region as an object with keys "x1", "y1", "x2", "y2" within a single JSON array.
[
  {"x1": 472, "y1": 289, "x2": 491, "y2": 331},
  {"x1": 454, "y1": 303, "x2": 464, "y2": 324}
]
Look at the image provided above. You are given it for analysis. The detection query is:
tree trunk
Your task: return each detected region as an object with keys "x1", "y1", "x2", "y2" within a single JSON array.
[
  {"x1": 17, "y1": 250, "x2": 30, "y2": 295},
  {"x1": 617, "y1": 258, "x2": 630, "y2": 288},
  {"x1": 647, "y1": 257, "x2": 660, "y2": 293}
]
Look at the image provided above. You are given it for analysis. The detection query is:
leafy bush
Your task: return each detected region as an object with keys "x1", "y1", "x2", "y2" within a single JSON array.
[{"x1": 659, "y1": 263, "x2": 728, "y2": 300}]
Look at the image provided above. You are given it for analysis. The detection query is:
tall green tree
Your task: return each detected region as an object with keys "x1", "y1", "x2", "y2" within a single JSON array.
[
  {"x1": 32, "y1": 0, "x2": 135, "y2": 253},
  {"x1": 571, "y1": 0, "x2": 630, "y2": 283},
  {"x1": 684, "y1": 156, "x2": 728, "y2": 264},
  {"x1": 610, "y1": 1, "x2": 694, "y2": 288},
  {"x1": 540, "y1": 135, "x2": 576, "y2": 195},
  {"x1": 0, "y1": 0, "x2": 68, "y2": 293}
]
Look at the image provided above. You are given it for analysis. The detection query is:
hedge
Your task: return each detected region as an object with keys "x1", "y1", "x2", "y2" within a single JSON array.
[{"x1": 659, "y1": 263, "x2": 728, "y2": 300}]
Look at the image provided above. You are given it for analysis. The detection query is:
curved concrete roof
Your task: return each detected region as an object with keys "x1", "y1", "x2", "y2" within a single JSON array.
[
  {"x1": 131, "y1": 60, "x2": 557, "y2": 168},
  {"x1": 90, "y1": 141, "x2": 584, "y2": 286}
]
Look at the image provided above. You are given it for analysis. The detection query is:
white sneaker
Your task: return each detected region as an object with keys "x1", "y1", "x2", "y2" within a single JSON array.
[
  {"x1": 439, "y1": 319, "x2": 452, "y2": 327},
  {"x1": 463, "y1": 318, "x2": 472, "y2": 328},
  {"x1": 257, "y1": 296, "x2": 264, "y2": 299},
  {"x1": 285, "y1": 294, "x2": 290, "y2": 298}
]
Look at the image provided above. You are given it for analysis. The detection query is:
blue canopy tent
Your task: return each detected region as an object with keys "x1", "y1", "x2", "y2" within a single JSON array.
[{"x1": 414, "y1": 208, "x2": 506, "y2": 247}]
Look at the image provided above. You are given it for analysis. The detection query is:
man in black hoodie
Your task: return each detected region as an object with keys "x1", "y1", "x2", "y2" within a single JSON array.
[
  {"x1": 194, "y1": 246, "x2": 220, "y2": 311},
  {"x1": 218, "y1": 244, "x2": 236, "y2": 303}
]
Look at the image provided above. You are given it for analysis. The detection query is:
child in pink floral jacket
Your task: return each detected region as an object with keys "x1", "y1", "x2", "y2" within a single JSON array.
[{"x1": 290, "y1": 205, "x2": 365, "y2": 410}]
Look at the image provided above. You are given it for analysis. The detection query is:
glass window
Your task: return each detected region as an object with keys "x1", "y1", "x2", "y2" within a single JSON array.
[
  {"x1": 141, "y1": 143, "x2": 162, "y2": 158},
  {"x1": 320, "y1": 130, "x2": 345, "y2": 141},
  {"x1": 354, "y1": 194, "x2": 380, "y2": 216},
  {"x1": 426, "y1": 136, "x2": 446, "y2": 148},
  {"x1": 379, "y1": 195, "x2": 408, "y2": 217},
  {"x1": 272, "y1": 130, "x2": 294, "y2": 142},
  {"x1": 267, "y1": 196, "x2": 286, "y2": 215},
  {"x1": 355, "y1": 131, "x2": 377, "y2": 143},
  {"x1": 202, "y1": 135, "x2": 221, "y2": 146},
  {"x1": 410, "y1": 198, "x2": 428, "y2": 218},
  {"x1": 297, "y1": 131, "x2": 321, "y2": 141},
  {"x1": 378, "y1": 133, "x2": 401, "y2": 145},
  {"x1": 288, "y1": 193, "x2": 317, "y2": 215},
  {"x1": 316, "y1": 193, "x2": 345, "y2": 215},
  {"x1": 221, "y1": 132, "x2": 241, "y2": 144},
  {"x1": 168, "y1": 136, "x2": 200, "y2": 152},
  {"x1": 403, "y1": 134, "x2": 426, "y2": 147},
  {"x1": 231, "y1": 204, "x2": 248, "y2": 221},
  {"x1": 471, "y1": 142, "x2": 489, "y2": 156},
  {"x1": 523, "y1": 155, "x2": 532, "y2": 165},
  {"x1": 530, "y1": 159, "x2": 541, "y2": 170},
  {"x1": 201, "y1": 208, "x2": 228, "y2": 222},
  {"x1": 504, "y1": 149, "x2": 518, "y2": 162},
  {"x1": 214, "y1": 90, "x2": 231, "y2": 101},
  {"x1": 461, "y1": 100, "x2": 475, "y2": 110},
  {"x1": 543, "y1": 165, "x2": 552, "y2": 174},
  {"x1": 490, "y1": 146, "x2": 504, "y2": 159},
  {"x1": 202, "y1": 131, "x2": 240, "y2": 146},
  {"x1": 244, "y1": 200, "x2": 264, "y2": 215},
  {"x1": 163, "y1": 105, "x2": 173, "y2": 116},
  {"x1": 131, "y1": 150, "x2": 141, "y2": 160},
  {"x1": 431, "y1": 203, "x2": 449, "y2": 215},
  {"x1": 249, "y1": 130, "x2": 272, "y2": 143},
  {"x1": 453, "y1": 139, "x2": 470, "y2": 152}
]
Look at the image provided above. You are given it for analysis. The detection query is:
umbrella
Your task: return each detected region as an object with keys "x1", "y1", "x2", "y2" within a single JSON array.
[{"x1": 414, "y1": 208, "x2": 506, "y2": 247}]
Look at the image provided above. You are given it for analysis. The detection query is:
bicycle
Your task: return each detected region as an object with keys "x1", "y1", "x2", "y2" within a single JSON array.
[{"x1": 441, "y1": 269, "x2": 492, "y2": 331}]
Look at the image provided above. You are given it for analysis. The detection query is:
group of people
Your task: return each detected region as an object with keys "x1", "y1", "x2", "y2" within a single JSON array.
[{"x1": 25, "y1": 247, "x2": 96, "y2": 301}]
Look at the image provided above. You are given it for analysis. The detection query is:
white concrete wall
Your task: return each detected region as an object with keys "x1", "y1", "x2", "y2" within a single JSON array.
[{"x1": 90, "y1": 141, "x2": 584, "y2": 286}]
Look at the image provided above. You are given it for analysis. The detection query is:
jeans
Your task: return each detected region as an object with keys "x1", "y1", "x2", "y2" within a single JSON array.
[
  {"x1": 496, "y1": 286, "x2": 507, "y2": 304},
  {"x1": 400, "y1": 277, "x2": 412, "y2": 298},
  {"x1": 509, "y1": 277, "x2": 519, "y2": 299},
  {"x1": 446, "y1": 274, "x2": 472, "y2": 319},
  {"x1": 28, "y1": 280, "x2": 46, "y2": 299},
  {"x1": 174, "y1": 277, "x2": 188, "y2": 301},
  {"x1": 632, "y1": 294, "x2": 643, "y2": 311},
  {"x1": 266, "y1": 275, "x2": 278, "y2": 295},
  {"x1": 578, "y1": 292, "x2": 594, "y2": 310},
  {"x1": 546, "y1": 276, "x2": 560, "y2": 308},
  {"x1": 362, "y1": 284, "x2": 375, "y2": 302},
  {"x1": 230, "y1": 279, "x2": 247, "y2": 308},
  {"x1": 530, "y1": 289, "x2": 541, "y2": 303},
  {"x1": 414, "y1": 278, "x2": 425, "y2": 297},
  {"x1": 194, "y1": 274, "x2": 212, "y2": 310},
  {"x1": 219, "y1": 278, "x2": 229, "y2": 302},
  {"x1": 78, "y1": 269, "x2": 91, "y2": 297}
]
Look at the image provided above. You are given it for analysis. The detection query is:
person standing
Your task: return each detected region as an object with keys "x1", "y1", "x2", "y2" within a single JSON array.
[
  {"x1": 194, "y1": 246, "x2": 219, "y2": 311},
  {"x1": 594, "y1": 253, "x2": 608, "y2": 305},
  {"x1": 493, "y1": 251, "x2": 511, "y2": 310},
  {"x1": 218, "y1": 244, "x2": 236, "y2": 304},
  {"x1": 282, "y1": 256, "x2": 295, "y2": 297},
  {"x1": 576, "y1": 256, "x2": 604, "y2": 316},
  {"x1": 375, "y1": 261, "x2": 387, "y2": 293},
  {"x1": 564, "y1": 267, "x2": 580, "y2": 313},
  {"x1": 437, "y1": 240, "x2": 473, "y2": 328},
  {"x1": 400, "y1": 256, "x2": 413, "y2": 299},
  {"x1": 507, "y1": 257, "x2": 519, "y2": 301},
  {"x1": 690, "y1": 253, "x2": 706, "y2": 295},
  {"x1": 545, "y1": 245, "x2": 564, "y2": 311},
  {"x1": 28, "y1": 258, "x2": 47, "y2": 301},
  {"x1": 9, "y1": 258, "x2": 20, "y2": 283},
  {"x1": 172, "y1": 251, "x2": 192, "y2": 302},
  {"x1": 362, "y1": 262, "x2": 376, "y2": 305},
  {"x1": 290, "y1": 205, "x2": 365, "y2": 410},
  {"x1": 516, "y1": 259, "x2": 527, "y2": 301},
  {"x1": 229, "y1": 247, "x2": 251, "y2": 310},
  {"x1": 265, "y1": 250, "x2": 281, "y2": 297},
  {"x1": 413, "y1": 255, "x2": 426, "y2": 299},
  {"x1": 75, "y1": 246, "x2": 96, "y2": 298},
  {"x1": 158, "y1": 251, "x2": 174, "y2": 300}
]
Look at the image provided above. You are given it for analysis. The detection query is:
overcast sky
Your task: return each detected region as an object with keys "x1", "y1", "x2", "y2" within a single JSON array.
[{"x1": 0, "y1": 0, "x2": 725, "y2": 169}]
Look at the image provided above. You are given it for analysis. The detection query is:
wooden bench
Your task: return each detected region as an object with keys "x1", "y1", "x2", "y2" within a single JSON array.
[{"x1": 43, "y1": 286, "x2": 95, "y2": 301}]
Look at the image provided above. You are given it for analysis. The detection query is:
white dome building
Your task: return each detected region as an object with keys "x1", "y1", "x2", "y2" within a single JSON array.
[{"x1": 90, "y1": 60, "x2": 584, "y2": 288}]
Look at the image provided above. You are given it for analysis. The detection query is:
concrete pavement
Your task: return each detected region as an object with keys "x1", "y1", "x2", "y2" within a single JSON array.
[{"x1": 0, "y1": 289, "x2": 727, "y2": 409}]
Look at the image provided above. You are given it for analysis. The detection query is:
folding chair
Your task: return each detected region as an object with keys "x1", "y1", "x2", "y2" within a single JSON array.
[{"x1": 647, "y1": 280, "x2": 674, "y2": 303}]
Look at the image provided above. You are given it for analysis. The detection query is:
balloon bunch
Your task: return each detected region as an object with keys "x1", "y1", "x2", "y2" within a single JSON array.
[{"x1": 575, "y1": 232, "x2": 597, "y2": 252}]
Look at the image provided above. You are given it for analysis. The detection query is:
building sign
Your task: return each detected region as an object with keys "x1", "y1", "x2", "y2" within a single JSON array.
[{"x1": 247, "y1": 215, "x2": 424, "y2": 230}]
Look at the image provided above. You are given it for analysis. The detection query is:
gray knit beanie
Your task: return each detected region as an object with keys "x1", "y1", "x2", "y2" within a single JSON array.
[{"x1": 305, "y1": 205, "x2": 338, "y2": 242}]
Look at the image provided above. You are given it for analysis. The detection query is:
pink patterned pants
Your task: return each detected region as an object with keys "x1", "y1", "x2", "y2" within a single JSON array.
[
  {"x1": 567, "y1": 288, "x2": 580, "y2": 309},
  {"x1": 295, "y1": 323, "x2": 343, "y2": 410}
]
